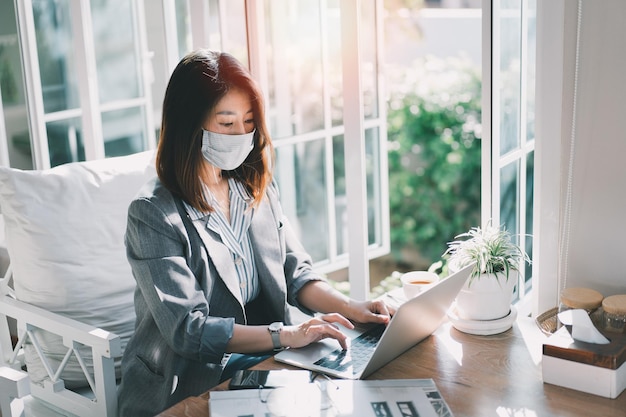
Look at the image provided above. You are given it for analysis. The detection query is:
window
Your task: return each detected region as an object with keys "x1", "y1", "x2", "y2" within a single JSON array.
[
  {"x1": 8, "y1": 0, "x2": 157, "y2": 169},
  {"x1": 483, "y1": 0, "x2": 536, "y2": 311},
  {"x1": 3, "y1": 0, "x2": 543, "y2": 306},
  {"x1": 247, "y1": 0, "x2": 389, "y2": 299},
  {"x1": 0, "y1": 0, "x2": 388, "y2": 300},
  {"x1": 0, "y1": 1, "x2": 30, "y2": 169}
]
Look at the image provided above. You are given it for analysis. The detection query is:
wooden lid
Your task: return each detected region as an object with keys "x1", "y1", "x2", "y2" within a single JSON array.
[
  {"x1": 602, "y1": 295, "x2": 626, "y2": 315},
  {"x1": 560, "y1": 287, "x2": 603, "y2": 310}
]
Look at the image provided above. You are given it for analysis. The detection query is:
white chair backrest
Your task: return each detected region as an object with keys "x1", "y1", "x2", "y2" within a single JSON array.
[{"x1": 0, "y1": 151, "x2": 156, "y2": 417}]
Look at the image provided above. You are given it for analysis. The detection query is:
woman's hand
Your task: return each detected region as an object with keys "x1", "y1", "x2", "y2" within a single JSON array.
[
  {"x1": 280, "y1": 300, "x2": 396, "y2": 351},
  {"x1": 281, "y1": 313, "x2": 354, "y2": 350},
  {"x1": 344, "y1": 299, "x2": 395, "y2": 325},
  {"x1": 296, "y1": 280, "x2": 396, "y2": 329}
]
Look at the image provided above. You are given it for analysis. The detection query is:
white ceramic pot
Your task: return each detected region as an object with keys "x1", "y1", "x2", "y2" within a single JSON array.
[{"x1": 455, "y1": 270, "x2": 517, "y2": 321}]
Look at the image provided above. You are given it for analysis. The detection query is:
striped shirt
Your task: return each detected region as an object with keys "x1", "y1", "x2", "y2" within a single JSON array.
[{"x1": 184, "y1": 178, "x2": 259, "y2": 303}]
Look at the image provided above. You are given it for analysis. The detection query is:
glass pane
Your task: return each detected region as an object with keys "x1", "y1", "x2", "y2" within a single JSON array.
[
  {"x1": 384, "y1": 2, "x2": 482, "y2": 273},
  {"x1": 33, "y1": 0, "x2": 80, "y2": 113},
  {"x1": 1, "y1": 0, "x2": 32, "y2": 169},
  {"x1": 174, "y1": 0, "x2": 235, "y2": 59},
  {"x1": 332, "y1": 129, "x2": 382, "y2": 253},
  {"x1": 206, "y1": 0, "x2": 222, "y2": 52},
  {"x1": 327, "y1": 0, "x2": 343, "y2": 127},
  {"x1": 333, "y1": 134, "x2": 346, "y2": 255},
  {"x1": 361, "y1": 0, "x2": 378, "y2": 120},
  {"x1": 498, "y1": 0, "x2": 521, "y2": 156},
  {"x1": 91, "y1": 0, "x2": 142, "y2": 102},
  {"x1": 275, "y1": 139, "x2": 329, "y2": 263},
  {"x1": 266, "y1": 0, "x2": 324, "y2": 137},
  {"x1": 500, "y1": 160, "x2": 519, "y2": 241},
  {"x1": 366, "y1": 128, "x2": 381, "y2": 245},
  {"x1": 524, "y1": 0, "x2": 536, "y2": 285},
  {"x1": 326, "y1": 0, "x2": 343, "y2": 126},
  {"x1": 220, "y1": 0, "x2": 247, "y2": 65},
  {"x1": 175, "y1": 0, "x2": 192, "y2": 58},
  {"x1": 47, "y1": 118, "x2": 84, "y2": 167},
  {"x1": 102, "y1": 107, "x2": 146, "y2": 157},
  {"x1": 525, "y1": 151, "x2": 534, "y2": 283},
  {"x1": 526, "y1": 0, "x2": 536, "y2": 143}
]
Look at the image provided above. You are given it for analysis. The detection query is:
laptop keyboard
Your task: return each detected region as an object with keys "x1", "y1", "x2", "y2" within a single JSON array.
[{"x1": 313, "y1": 323, "x2": 385, "y2": 376}]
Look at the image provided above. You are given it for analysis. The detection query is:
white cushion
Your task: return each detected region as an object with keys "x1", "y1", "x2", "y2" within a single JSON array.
[{"x1": 0, "y1": 151, "x2": 156, "y2": 387}]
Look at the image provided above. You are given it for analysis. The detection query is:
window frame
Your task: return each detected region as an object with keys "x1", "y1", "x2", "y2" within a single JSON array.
[
  {"x1": 532, "y1": 0, "x2": 565, "y2": 316},
  {"x1": 14, "y1": 0, "x2": 157, "y2": 170},
  {"x1": 1, "y1": 0, "x2": 389, "y2": 301},
  {"x1": 245, "y1": 1, "x2": 390, "y2": 300},
  {"x1": 483, "y1": 0, "x2": 537, "y2": 316}
]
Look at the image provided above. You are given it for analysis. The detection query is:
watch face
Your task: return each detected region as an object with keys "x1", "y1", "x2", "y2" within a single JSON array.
[{"x1": 270, "y1": 322, "x2": 283, "y2": 332}]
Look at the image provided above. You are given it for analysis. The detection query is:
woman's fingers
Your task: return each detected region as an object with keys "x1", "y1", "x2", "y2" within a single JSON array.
[
  {"x1": 304, "y1": 322, "x2": 349, "y2": 350},
  {"x1": 345, "y1": 299, "x2": 393, "y2": 324},
  {"x1": 318, "y1": 312, "x2": 354, "y2": 330},
  {"x1": 285, "y1": 314, "x2": 352, "y2": 350},
  {"x1": 282, "y1": 305, "x2": 396, "y2": 351},
  {"x1": 369, "y1": 299, "x2": 395, "y2": 320}
]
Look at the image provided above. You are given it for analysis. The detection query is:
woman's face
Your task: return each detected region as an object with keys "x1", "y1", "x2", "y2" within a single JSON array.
[{"x1": 203, "y1": 87, "x2": 255, "y2": 135}]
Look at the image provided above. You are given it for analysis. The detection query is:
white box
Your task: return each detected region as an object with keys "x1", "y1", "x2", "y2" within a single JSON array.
[{"x1": 542, "y1": 327, "x2": 626, "y2": 399}]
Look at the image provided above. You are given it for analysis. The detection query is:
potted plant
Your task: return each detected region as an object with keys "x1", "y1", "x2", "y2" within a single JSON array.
[{"x1": 444, "y1": 222, "x2": 531, "y2": 323}]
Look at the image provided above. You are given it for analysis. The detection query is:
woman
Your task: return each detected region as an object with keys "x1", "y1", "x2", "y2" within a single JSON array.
[{"x1": 117, "y1": 49, "x2": 393, "y2": 416}]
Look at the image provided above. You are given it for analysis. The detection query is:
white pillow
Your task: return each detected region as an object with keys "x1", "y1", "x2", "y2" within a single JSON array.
[{"x1": 0, "y1": 150, "x2": 156, "y2": 387}]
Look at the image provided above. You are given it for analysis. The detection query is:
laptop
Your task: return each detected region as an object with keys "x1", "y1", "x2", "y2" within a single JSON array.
[{"x1": 274, "y1": 263, "x2": 474, "y2": 379}]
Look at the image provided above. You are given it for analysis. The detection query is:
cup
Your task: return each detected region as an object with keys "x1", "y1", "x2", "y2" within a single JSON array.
[{"x1": 401, "y1": 271, "x2": 438, "y2": 299}]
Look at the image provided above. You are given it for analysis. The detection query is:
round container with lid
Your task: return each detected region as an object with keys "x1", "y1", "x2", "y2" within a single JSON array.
[
  {"x1": 602, "y1": 294, "x2": 626, "y2": 333},
  {"x1": 558, "y1": 287, "x2": 604, "y2": 328},
  {"x1": 559, "y1": 287, "x2": 604, "y2": 311}
]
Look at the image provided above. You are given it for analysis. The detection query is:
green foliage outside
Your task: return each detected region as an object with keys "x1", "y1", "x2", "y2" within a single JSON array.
[
  {"x1": 385, "y1": 56, "x2": 482, "y2": 271},
  {"x1": 328, "y1": 56, "x2": 483, "y2": 298}
]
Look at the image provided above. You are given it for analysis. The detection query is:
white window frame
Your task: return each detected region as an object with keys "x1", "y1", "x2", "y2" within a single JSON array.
[
  {"x1": 15, "y1": 0, "x2": 157, "y2": 170},
  {"x1": 2, "y1": 0, "x2": 389, "y2": 301},
  {"x1": 338, "y1": 0, "x2": 372, "y2": 300},
  {"x1": 532, "y1": 0, "x2": 565, "y2": 316},
  {"x1": 244, "y1": 0, "x2": 389, "y2": 300},
  {"x1": 482, "y1": 0, "x2": 573, "y2": 317},
  {"x1": 483, "y1": 0, "x2": 536, "y2": 317},
  {"x1": 15, "y1": 0, "x2": 49, "y2": 168},
  {"x1": 0, "y1": 64, "x2": 9, "y2": 167}
]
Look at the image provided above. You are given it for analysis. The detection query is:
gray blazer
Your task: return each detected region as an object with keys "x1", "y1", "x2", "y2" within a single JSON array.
[{"x1": 117, "y1": 178, "x2": 321, "y2": 417}]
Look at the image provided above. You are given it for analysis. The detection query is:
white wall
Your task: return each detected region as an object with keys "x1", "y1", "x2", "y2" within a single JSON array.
[
  {"x1": 536, "y1": 0, "x2": 626, "y2": 313},
  {"x1": 563, "y1": 0, "x2": 626, "y2": 296}
]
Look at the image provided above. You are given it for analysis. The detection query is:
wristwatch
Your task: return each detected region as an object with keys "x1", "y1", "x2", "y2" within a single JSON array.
[{"x1": 268, "y1": 321, "x2": 284, "y2": 351}]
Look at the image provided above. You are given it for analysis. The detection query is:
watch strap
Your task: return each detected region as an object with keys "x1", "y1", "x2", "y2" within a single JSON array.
[
  {"x1": 269, "y1": 322, "x2": 283, "y2": 351},
  {"x1": 270, "y1": 331, "x2": 281, "y2": 351}
]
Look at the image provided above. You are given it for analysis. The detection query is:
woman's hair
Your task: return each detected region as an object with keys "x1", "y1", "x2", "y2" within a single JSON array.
[{"x1": 156, "y1": 49, "x2": 274, "y2": 212}]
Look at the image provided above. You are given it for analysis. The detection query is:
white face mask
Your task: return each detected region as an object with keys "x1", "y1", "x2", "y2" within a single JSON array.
[{"x1": 201, "y1": 129, "x2": 255, "y2": 170}]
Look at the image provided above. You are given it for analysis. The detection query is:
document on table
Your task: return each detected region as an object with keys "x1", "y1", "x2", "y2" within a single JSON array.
[{"x1": 209, "y1": 378, "x2": 454, "y2": 417}]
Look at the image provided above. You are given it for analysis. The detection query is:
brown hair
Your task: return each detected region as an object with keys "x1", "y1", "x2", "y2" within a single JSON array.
[{"x1": 156, "y1": 49, "x2": 274, "y2": 212}]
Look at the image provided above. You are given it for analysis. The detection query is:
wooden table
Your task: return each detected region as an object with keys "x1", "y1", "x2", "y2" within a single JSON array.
[{"x1": 156, "y1": 317, "x2": 626, "y2": 417}]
